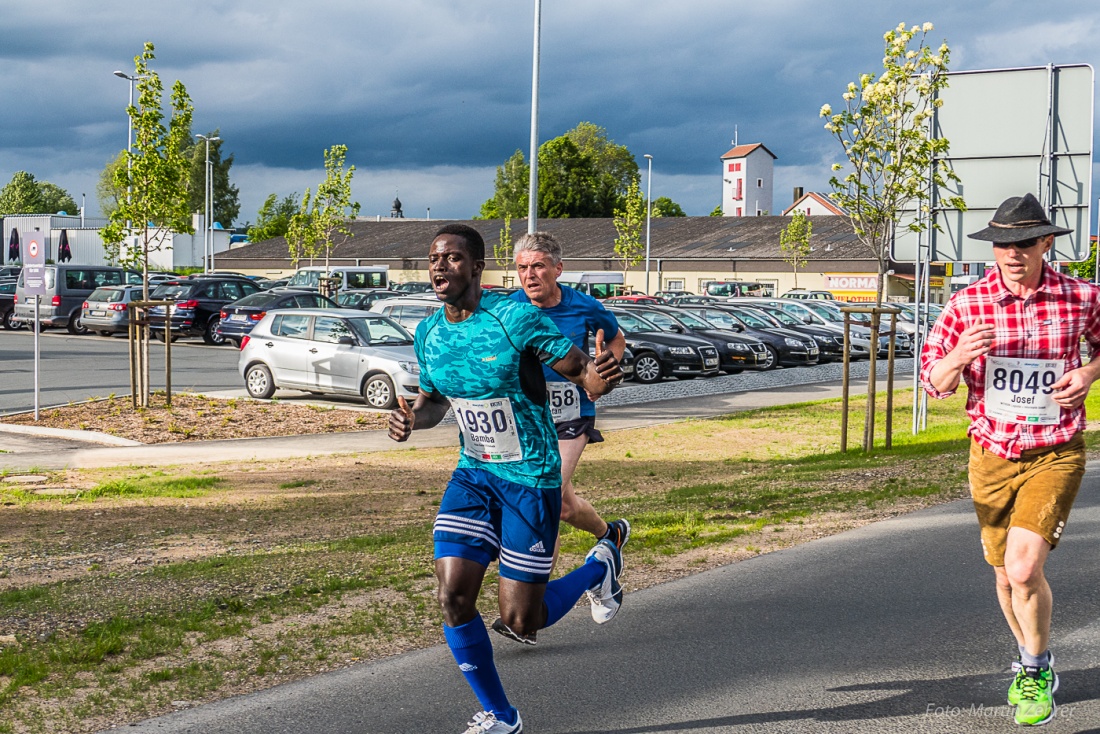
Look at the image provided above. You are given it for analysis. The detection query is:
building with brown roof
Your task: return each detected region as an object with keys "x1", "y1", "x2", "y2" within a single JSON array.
[{"x1": 217, "y1": 216, "x2": 945, "y2": 303}]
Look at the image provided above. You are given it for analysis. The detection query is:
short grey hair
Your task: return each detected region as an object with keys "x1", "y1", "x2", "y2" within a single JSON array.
[{"x1": 514, "y1": 231, "x2": 562, "y2": 265}]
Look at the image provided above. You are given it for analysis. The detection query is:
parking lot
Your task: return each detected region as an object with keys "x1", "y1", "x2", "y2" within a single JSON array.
[{"x1": 0, "y1": 326, "x2": 914, "y2": 418}]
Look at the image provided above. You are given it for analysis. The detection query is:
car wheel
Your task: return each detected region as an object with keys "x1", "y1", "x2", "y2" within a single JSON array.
[
  {"x1": 362, "y1": 374, "x2": 397, "y2": 409},
  {"x1": 633, "y1": 353, "x2": 663, "y2": 384},
  {"x1": 2, "y1": 311, "x2": 18, "y2": 330},
  {"x1": 97, "y1": 330, "x2": 114, "y2": 337},
  {"x1": 760, "y1": 345, "x2": 779, "y2": 370},
  {"x1": 67, "y1": 313, "x2": 88, "y2": 335},
  {"x1": 203, "y1": 318, "x2": 226, "y2": 345},
  {"x1": 245, "y1": 364, "x2": 277, "y2": 399}
]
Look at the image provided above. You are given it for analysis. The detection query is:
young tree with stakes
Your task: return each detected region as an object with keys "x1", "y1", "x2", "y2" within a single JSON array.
[
  {"x1": 613, "y1": 178, "x2": 646, "y2": 277},
  {"x1": 100, "y1": 42, "x2": 194, "y2": 408},
  {"x1": 780, "y1": 210, "x2": 813, "y2": 289},
  {"x1": 286, "y1": 145, "x2": 360, "y2": 278},
  {"x1": 821, "y1": 21, "x2": 965, "y2": 304}
]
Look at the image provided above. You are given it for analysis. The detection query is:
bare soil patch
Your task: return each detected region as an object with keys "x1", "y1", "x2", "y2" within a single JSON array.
[{"x1": 0, "y1": 393, "x2": 388, "y2": 443}]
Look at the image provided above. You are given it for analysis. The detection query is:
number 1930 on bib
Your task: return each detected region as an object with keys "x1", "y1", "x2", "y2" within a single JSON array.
[
  {"x1": 451, "y1": 397, "x2": 524, "y2": 462},
  {"x1": 984, "y1": 356, "x2": 1065, "y2": 425}
]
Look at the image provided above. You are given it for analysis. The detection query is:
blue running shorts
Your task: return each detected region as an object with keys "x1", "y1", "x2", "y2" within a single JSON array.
[{"x1": 433, "y1": 467, "x2": 561, "y2": 583}]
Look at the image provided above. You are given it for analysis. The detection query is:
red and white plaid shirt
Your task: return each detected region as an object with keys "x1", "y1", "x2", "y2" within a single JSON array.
[{"x1": 920, "y1": 263, "x2": 1100, "y2": 459}]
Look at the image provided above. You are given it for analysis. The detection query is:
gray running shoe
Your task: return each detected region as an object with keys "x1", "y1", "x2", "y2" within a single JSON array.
[
  {"x1": 585, "y1": 539, "x2": 624, "y2": 624},
  {"x1": 604, "y1": 518, "x2": 631, "y2": 550},
  {"x1": 462, "y1": 710, "x2": 522, "y2": 733}
]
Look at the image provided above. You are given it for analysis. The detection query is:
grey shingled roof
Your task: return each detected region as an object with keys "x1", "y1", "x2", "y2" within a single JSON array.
[{"x1": 223, "y1": 216, "x2": 869, "y2": 264}]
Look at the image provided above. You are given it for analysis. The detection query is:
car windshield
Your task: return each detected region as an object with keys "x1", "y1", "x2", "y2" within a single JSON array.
[
  {"x1": 151, "y1": 284, "x2": 192, "y2": 300},
  {"x1": 88, "y1": 288, "x2": 126, "y2": 303},
  {"x1": 346, "y1": 316, "x2": 414, "y2": 345},
  {"x1": 288, "y1": 270, "x2": 321, "y2": 288},
  {"x1": 635, "y1": 310, "x2": 680, "y2": 330},
  {"x1": 695, "y1": 309, "x2": 742, "y2": 330},
  {"x1": 612, "y1": 310, "x2": 659, "y2": 333},
  {"x1": 675, "y1": 311, "x2": 714, "y2": 329},
  {"x1": 233, "y1": 292, "x2": 280, "y2": 308},
  {"x1": 804, "y1": 302, "x2": 843, "y2": 322},
  {"x1": 729, "y1": 308, "x2": 773, "y2": 329},
  {"x1": 758, "y1": 307, "x2": 801, "y2": 326}
]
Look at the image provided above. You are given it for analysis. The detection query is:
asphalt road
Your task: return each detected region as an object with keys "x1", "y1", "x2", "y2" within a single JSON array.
[
  {"x1": 0, "y1": 330, "x2": 242, "y2": 415},
  {"x1": 117, "y1": 471, "x2": 1100, "y2": 733}
]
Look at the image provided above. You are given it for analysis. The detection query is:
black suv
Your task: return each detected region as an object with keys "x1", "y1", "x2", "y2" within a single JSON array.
[
  {"x1": 149, "y1": 275, "x2": 262, "y2": 345},
  {"x1": 607, "y1": 307, "x2": 721, "y2": 383},
  {"x1": 617, "y1": 305, "x2": 767, "y2": 373}
]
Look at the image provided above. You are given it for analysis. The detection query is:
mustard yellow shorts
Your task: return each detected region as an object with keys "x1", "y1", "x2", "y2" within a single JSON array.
[{"x1": 967, "y1": 433, "x2": 1086, "y2": 567}]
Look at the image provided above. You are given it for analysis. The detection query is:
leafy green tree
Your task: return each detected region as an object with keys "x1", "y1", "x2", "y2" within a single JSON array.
[
  {"x1": 248, "y1": 193, "x2": 299, "y2": 243},
  {"x1": 565, "y1": 122, "x2": 638, "y2": 216},
  {"x1": 709, "y1": 205, "x2": 723, "y2": 217},
  {"x1": 476, "y1": 150, "x2": 529, "y2": 220},
  {"x1": 37, "y1": 182, "x2": 77, "y2": 214},
  {"x1": 186, "y1": 131, "x2": 240, "y2": 228},
  {"x1": 651, "y1": 197, "x2": 685, "y2": 218},
  {"x1": 538, "y1": 137, "x2": 599, "y2": 219},
  {"x1": 0, "y1": 172, "x2": 41, "y2": 214},
  {"x1": 780, "y1": 210, "x2": 813, "y2": 289},
  {"x1": 1065, "y1": 239, "x2": 1096, "y2": 281},
  {"x1": 0, "y1": 172, "x2": 77, "y2": 215},
  {"x1": 613, "y1": 179, "x2": 646, "y2": 276},
  {"x1": 97, "y1": 152, "x2": 127, "y2": 219},
  {"x1": 286, "y1": 145, "x2": 360, "y2": 272},
  {"x1": 821, "y1": 21, "x2": 965, "y2": 304},
  {"x1": 100, "y1": 42, "x2": 194, "y2": 408},
  {"x1": 494, "y1": 214, "x2": 514, "y2": 278}
]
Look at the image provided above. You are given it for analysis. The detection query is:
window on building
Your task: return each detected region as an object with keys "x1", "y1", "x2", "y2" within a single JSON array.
[
  {"x1": 735, "y1": 207, "x2": 742, "y2": 216},
  {"x1": 757, "y1": 178, "x2": 763, "y2": 188},
  {"x1": 733, "y1": 162, "x2": 742, "y2": 172},
  {"x1": 727, "y1": 163, "x2": 735, "y2": 172},
  {"x1": 734, "y1": 179, "x2": 743, "y2": 200}
]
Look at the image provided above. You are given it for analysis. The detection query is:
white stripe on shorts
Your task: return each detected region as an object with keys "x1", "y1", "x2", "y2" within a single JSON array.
[
  {"x1": 434, "y1": 516, "x2": 500, "y2": 548},
  {"x1": 500, "y1": 548, "x2": 554, "y2": 575}
]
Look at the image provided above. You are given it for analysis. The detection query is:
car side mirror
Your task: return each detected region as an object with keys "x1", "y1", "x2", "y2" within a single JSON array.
[
  {"x1": 338, "y1": 335, "x2": 357, "y2": 346},
  {"x1": 670, "y1": 325, "x2": 683, "y2": 333},
  {"x1": 734, "y1": 324, "x2": 744, "y2": 332},
  {"x1": 804, "y1": 316, "x2": 813, "y2": 324}
]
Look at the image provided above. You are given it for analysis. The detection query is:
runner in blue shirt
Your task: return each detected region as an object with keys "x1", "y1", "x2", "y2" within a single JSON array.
[
  {"x1": 492, "y1": 231, "x2": 630, "y2": 647},
  {"x1": 388, "y1": 224, "x2": 625, "y2": 734}
]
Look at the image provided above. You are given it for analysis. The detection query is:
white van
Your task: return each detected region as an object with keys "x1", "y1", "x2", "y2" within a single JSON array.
[
  {"x1": 286, "y1": 266, "x2": 389, "y2": 293},
  {"x1": 558, "y1": 271, "x2": 626, "y2": 299}
]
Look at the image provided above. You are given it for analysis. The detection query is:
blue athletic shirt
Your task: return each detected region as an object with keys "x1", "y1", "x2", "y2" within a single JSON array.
[
  {"x1": 510, "y1": 284, "x2": 620, "y2": 418},
  {"x1": 415, "y1": 290, "x2": 574, "y2": 489}
]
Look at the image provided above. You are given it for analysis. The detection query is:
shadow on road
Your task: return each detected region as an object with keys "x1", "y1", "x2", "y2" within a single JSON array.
[{"x1": 566, "y1": 666, "x2": 1100, "y2": 732}]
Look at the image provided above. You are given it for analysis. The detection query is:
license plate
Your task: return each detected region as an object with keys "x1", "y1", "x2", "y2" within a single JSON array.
[
  {"x1": 704, "y1": 358, "x2": 718, "y2": 367},
  {"x1": 92, "y1": 310, "x2": 106, "y2": 317},
  {"x1": 230, "y1": 314, "x2": 246, "y2": 322},
  {"x1": 809, "y1": 348, "x2": 819, "y2": 355}
]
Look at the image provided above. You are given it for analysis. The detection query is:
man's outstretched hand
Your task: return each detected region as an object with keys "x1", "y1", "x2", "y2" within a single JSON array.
[{"x1": 388, "y1": 396, "x2": 415, "y2": 442}]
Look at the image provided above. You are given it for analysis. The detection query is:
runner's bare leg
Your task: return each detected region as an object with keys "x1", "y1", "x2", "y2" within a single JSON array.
[{"x1": 552, "y1": 434, "x2": 608, "y2": 573}]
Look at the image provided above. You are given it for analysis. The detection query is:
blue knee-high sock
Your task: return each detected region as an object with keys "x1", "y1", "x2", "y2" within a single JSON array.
[
  {"x1": 542, "y1": 556, "x2": 604, "y2": 628},
  {"x1": 443, "y1": 615, "x2": 517, "y2": 725}
]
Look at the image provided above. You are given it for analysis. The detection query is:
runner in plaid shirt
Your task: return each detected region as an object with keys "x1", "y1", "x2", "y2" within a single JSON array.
[{"x1": 919, "y1": 193, "x2": 1100, "y2": 726}]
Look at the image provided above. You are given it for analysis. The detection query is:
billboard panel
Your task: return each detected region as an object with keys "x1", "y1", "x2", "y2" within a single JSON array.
[{"x1": 892, "y1": 64, "x2": 1094, "y2": 263}]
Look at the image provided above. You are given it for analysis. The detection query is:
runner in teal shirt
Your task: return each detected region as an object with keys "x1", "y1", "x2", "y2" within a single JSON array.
[{"x1": 388, "y1": 224, "x2": 626, "y2": 734}]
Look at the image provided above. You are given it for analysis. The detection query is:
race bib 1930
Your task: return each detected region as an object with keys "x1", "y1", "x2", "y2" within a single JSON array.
[
  {"x1": 984, "y1": 356, "x2": 1064, "y2": 425},
  {"x1": 451, "y1": 397, "x2": 523, "y2": 462},
  {"x1": 547, "y1": 382, "x2": 581, "y2": 423}
]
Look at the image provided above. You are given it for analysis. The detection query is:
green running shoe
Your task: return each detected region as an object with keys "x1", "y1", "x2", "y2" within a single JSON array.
[
  {"x1": 1014, "y1": 664, "x2": 1056, "y2": 726},
  {"x1": 1009, "y1": 653, "x2": 1057, "y2": 706}
]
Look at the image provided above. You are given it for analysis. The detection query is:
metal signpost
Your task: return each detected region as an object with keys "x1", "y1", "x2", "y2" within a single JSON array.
[
  {"x1": 891, "y1": 64, "x2": 1095, "y2": 433},
  {"x1": 22, "y1": 228, "x2": 47, "y2": 420}
]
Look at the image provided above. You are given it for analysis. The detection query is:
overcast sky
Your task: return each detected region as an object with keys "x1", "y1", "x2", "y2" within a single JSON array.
[{"x1": 2, "y1": 0, "x2": 1098, "y2": 226}]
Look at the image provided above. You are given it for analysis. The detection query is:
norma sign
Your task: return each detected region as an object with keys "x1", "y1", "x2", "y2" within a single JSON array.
[
  {"x1": 22, "y1": 229, "x2": 47, "y2": 296},
  {"x1": 824, "y1": 275, "x2": 877, "y2": 291}
]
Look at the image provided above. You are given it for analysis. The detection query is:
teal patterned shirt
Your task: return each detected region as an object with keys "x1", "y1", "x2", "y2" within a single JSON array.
[{"x1": 415, "y1": 290, "x2": 574, "y2": 488}]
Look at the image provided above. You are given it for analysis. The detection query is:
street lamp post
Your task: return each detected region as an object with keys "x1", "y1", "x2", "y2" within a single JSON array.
[
  {"x1": 644, "y1": 154, "x2": 653, "y2": 294},
  {"x1": 527, "y1": 0, "x2": 541, "y2": 234},
  {"x1": 113, "y1": 70, "x2": 145, "y2": 235},
  {"x1": 196, "y1": 134, "x2": 220, "y2": 272}
]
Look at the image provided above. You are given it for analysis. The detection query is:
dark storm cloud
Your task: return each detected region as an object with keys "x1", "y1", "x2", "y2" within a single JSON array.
[{"x1": 0, "y1": 0, "x2": 1096, "y2": 219}]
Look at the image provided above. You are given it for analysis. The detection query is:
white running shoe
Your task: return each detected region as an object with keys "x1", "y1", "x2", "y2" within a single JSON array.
[
  {"x1": 462, "y1": 710, "x2": 522, "y2": 733},
  {"x1": 585, "y1": 539, "x2": 624, "y2": 624}
]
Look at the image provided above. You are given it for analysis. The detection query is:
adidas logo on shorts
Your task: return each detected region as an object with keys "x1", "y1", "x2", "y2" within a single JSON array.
[{"x1": 529, "y1": 541, "x2": 546, "y2": 553}]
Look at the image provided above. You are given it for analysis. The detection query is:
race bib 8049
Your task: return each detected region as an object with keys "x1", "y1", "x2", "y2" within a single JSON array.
[
  {"x1": 984, "y1": 356, "x2": 1064, "y2": 425},
  {"x1": 451, "y1": 397, "x2": 523, "y2": 462}
]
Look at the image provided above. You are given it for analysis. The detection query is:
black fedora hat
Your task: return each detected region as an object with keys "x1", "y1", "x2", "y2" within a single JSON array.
[{"x1": 968, "y1": 193, "x2": 1073, "y2": 243}]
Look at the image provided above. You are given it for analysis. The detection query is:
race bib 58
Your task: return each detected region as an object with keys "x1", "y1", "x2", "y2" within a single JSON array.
[{"x1": 548, "y1": 382, "x2": 581, "y2": 423}]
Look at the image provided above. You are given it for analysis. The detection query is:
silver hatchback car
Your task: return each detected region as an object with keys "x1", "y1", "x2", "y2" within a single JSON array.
[{"x1": 238, "y1": 308, "x2": 420, "y2": 409}]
